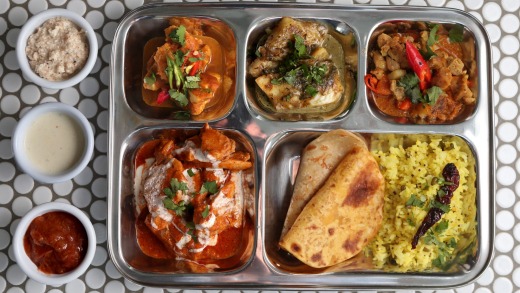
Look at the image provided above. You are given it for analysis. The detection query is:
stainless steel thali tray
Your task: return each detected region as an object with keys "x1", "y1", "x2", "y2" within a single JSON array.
[{"x1": 108, "y1": 2, "x2": 494, "y2": 290}]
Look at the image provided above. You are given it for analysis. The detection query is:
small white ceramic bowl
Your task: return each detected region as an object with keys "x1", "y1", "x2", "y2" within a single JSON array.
[
  {"x1": 13, "y1": 202, "x2": 96, "y2": 285},
  {"x1": 16, "y1": 8, "x2": 98, "y2": 89},
  {"x1": 12, "y1": 102, "x2": 94, "y2": 183}
]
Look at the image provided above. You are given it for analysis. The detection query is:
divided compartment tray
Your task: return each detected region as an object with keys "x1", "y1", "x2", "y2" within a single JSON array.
[{"x1": 108, "y1": 2, "x2": 494, "y2": 290}]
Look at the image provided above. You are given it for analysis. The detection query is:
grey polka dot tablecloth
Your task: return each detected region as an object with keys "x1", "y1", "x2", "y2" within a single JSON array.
[{"x1": 0, "y1": 0, "x2": 517, "y2": 292}]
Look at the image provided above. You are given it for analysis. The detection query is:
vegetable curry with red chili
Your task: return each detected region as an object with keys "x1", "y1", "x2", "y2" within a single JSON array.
[{"x1": 365, "y1": 22, "x2": 477, "y2": 124}]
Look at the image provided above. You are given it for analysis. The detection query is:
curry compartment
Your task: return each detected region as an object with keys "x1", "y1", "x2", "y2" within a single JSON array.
[
  {"x1": 117, "y1": 126, "x2": 257, "y2": 274},
  {"x1": 262, "y1": 130, "x2": 479, "y2": 275},
  {"x1": 121, "y1": 15, "x2": 236, "y2": 121},
  {"x1": 365, "y1": 21, "x2": 478, "y2": 125},
  {"x1": 245, "y1": 17, "x2": 358, "y2": 121}
]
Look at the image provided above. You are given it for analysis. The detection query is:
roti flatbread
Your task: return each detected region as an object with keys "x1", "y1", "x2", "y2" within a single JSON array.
[
  {"x1": 279, "y1": 145, "x2": 385, "y2": 268},
  {"x1": 280, "y1": 129, "x2": 367, "y2": 239}
]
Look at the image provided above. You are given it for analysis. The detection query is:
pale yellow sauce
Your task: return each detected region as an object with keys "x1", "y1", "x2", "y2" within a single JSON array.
[{"x1": 24, "y1": 112, "x2": 85, "y2": 175}]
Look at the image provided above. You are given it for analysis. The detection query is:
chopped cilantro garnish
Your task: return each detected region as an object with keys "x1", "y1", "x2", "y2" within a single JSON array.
[
  {"x1": 184, "y1": 75, "x2": 200, "y2": 89},
  {"x1": 185, "y1": 221, "x2": 198, "y2": 242},
  {"x1": 428, "y1": 200, "x2": 451, "y2": 213},
  {"x1": 434, "y1": 219, "x2": 449, "y2": 234},
  {"x1": 398, "y1": 73, "x2": 443, "y2": 105},
  {"x1": 144, "y1": 73, "x2": 156, "y2": 85},
  {"x1": 449, "y1": 24, "x2": 464, "y2": 43},
  {"x1": 427, "y1": 24, "x2": 439, "y2": 47},
  {"x1": 294, "y1": 35, "x2": 307, "y2": 58},
  {"x1": 169, "y1": 90, "x2": 189, "y2": 107},
  {"x1": 201, "y1": 205, "x2": 210, "y2": 218},
  {"x1": 406, "y1": 194, "x2": 426, "y2": 208},
  {"x1": 187, "y1": 169, "x2": 195, "y2": 177},
  {"x1": 169, "y1": 25, "x2": 186, "y2": 46},
  {"x1": 407, "y1": 217, "x2": 415, "y2": 227},
  {"x1": 163, "y1": 198, "x2": 187, "y2": 216},
  {"x1": 304, "y1": 85, "x2": 318, "y2": 98},
  {"x1": 200, "y1": 181, "x2": 218, "y2": 195},
  {"x1": 164, "y1": 178, "x2": 188, "y2": 198},
  {"x1": 173, "y1": 111, "x2": 191, "y2": 120},
  {"x1": 424, "y1": 86, "x2": 443, "y2": 105}
]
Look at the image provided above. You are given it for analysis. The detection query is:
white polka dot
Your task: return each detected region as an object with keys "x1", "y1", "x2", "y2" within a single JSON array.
[
  {"x1": 0, "y1": 18, "x2": 6, "y2": 36},
  {"x1": 85, "y1": 10, "x2": 105, "y2": 30},
  {"x1": 455, "y1": 283, "x2": 474, "y2": 293},
  {"x1": 497, "y1": 188, "x2": 516, "y2": 208},
  {"x1": 482, "y1": 2, "x2": 502, "y2": 22},
  {"x1": 495, "y1": 232, "x2": 514, "y2": 253},
  {"x1": 79, "y1": 77, "x2": 100, "y2": 97},
  {"x1": 8, "y1": 287, "x2": 25, "y2": 293},
  {"x1": 124, "y1": 0, "x2": 144, "y2": 9},
  {"x1": 104, "y1": 280, "x2": 125, "y2": 293},
  {"x1": 0, "y1": 253, "x2": 7, "y2": 272},
  {"x1": 124, "y1": 279, "x2": 142, "y2": 291},
  {"x1": 494, "y1": 277, "x2": 514, "y2": 293},
  {"x1": 0, "y1": 230, "x2": 10, "y2": 250},
  {"x1": 72, "y1": 187, "x2": 92, "y2": 208},
  {"x1": 6, "y1": 264, "x2": 27, "y2": 286},
  {"x1": 0, "y1": 117, "x2": 15, "y2": 138},
  {"x1": 47, "y1": 289, "x2": 64, "y2": 293},
  {"x1": 87, "y1": 0, "x2": 106, "y2": 8},
  {"x1": 52, "y1": 180, "x2": 74, "y2": 196},
  {"x1": 502, "y1": 0, "x2": 520, "y2": 12},
  {"x1": 59, "y1": 87, "x2": 80, "y2": 106},
  {"x1": 9, "y1": 218, "x2": 20, "y2": 238},
  {"x1": 445, "y1": 0, "x2": 464, "y2": 9},
  {"x1": 501, "y1": 36, "x2": 520, "y2": 56},
  {"x1": 497, "y1": 211, "x2": 516, "y2": 231},
  {"x1": 0, "y1": 184, "x2": 13, "y2": 204},
  {"x1": 95, "y1": 132, "x2": 108, "y2": 154},
  {"x1": 0, "y1": 0, "x2": 9, "y2": 14},
  {"x1": 0, "y1": 139, "x2": 12, "y2": 160},
  {"x1": 8, "y1": 6, "x2": 28, "y2": 27},
  {"x1": 12, "y1": 196, "x2": 33, "y2": 217},
  {"x1": 498, "y1": 122, "x2": 518, "y2": 143},
  {"x1": 65, "y1": 279, "x2": 85, "y2": 293},
  {"x1": 474, "y1": 289, "x2": 491, "y2": 293},
  {"x1": 6, "y1": 28, "x2": 19, "y2": 48},
  {"x1": 3, "y1": 50, "x2": 19, "y2": 70},
  {"x1": 74, "y1": 167, "x2": 94, "y2": 186},
  {"x1": 91, "y1": 58, "x2": 102, "y2": 74},
  {"x1": 100, "y1": 66, "x2": 110, "y2": 86},
  {"x1": 85, "y1": 268, "x2": 106, "y2": 289},
  {"x1": 66, "y1": 0, "x2": 87, "y2": 16},
  {"x1": 514, "y1": 201, "x2": 520, "y2": 220},
  {"x1": 92, "y1": 246, "x2": 107, "y2": 266},
  {"x1": 41, "y1": 88, "x2": 59, "y2": 95},
  {"x1": 97, "y1": 110, "x2": 109, "y2": 131},
  {"x1": 92, "y1": 178, "x2": 107, "y2": 199},
  {"x1": 91, "y1": 200, "x2": 107, "y2": 221},
  {"x1": 0, "y1": 208, "x2": 12, "y2": 228},
  {"x1": 0, "y1": 43, "x2": 4, "y2": 62},
  {"x1": 486, "y1": 24, "x2": 502, "y2": 43},
  {"x1": 494, "y1": 255, "x2": 514, "y2": 276},
  {"x1": 464, "y1": 0, "x2": 482, "y2": 9},
  {"x1": 98, "y1": 89, "x2": 109, "y2": 109},
  {"x1": 497, "y1": 166, "x2": 516, "y2": 185},
  {"x1": 78, "y1": 98, "x2": 98, "y2": 118},
  {"x1": 14, "y1": 174, "x2": 34, "y2": 194},
  {"x1": 93, "y1": 155, "x2": 108, "y2": 175},
  {"x1": 32, "y1": 186, "x2": 53, "y2": 205},
  {"x1": 105, "y1": 1, "x2": 125, "y2": 20},
  {"x1": 0, "y1": 162, "x2": 16, "y2": 182},
  {"x1": 28, "y1": 0, "x2": 48, "y2": 14},
  {"x1": 498, "y1": 100, "x2": 519, "y2": 120},
  {"x1": 0, "y1": 95, "x2": 20, "y2": 115},
  {"x1": 105, "y1": 260, "x2": 121, "y2": 279},
  {"x1": 499, "y1": 57, "x2": 519, "y2": 76},
  {"x1": 2, "y1": 73, "x2": 22, "y2": 93},
  {"x1": 25, "y1": 278, "x2": 46, "y2": 293},
  {"x1": 501, "y1": 15, "x2": 520, "y2": 34},
  {"x1": 94, "y1": 223, "x2": 107, "y2": 244},
  {"x1": 514, "y1": 245, "x2": 520, "y2": 264},
  {"x1": 21, "y1": 85, "x2": 41, "y2": 105},
  {"x1": 143, "y1": 288, "x2": 165, "y2": 293},
  {"x1": 102, "y1": 21, "x2": 119, "y2": 41}
]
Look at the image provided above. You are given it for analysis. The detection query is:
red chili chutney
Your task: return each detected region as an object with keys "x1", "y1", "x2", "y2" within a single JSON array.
[{"x1": 24, "y1": 211, "x2": 88, "y2": 274}]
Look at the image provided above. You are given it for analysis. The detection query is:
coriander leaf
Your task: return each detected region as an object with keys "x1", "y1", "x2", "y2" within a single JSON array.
[
  {"x1": 423, "y1": 232, "x2": 437, "y2": 245},
  {"x1": 144, "y1": 73, "x2": 156, "y2": 85},
  {"x1": 406, "y1": 194, "x2": 425, "y2": 208},
  {"x1": 407, "y1": 217, "x2": 415, "y2": 227},
  {"x1": 186, "y1": 221, "x2": 195, "y2": 229},
  {"x1": 169, "y1": 90, "x2": 189, "y2": 107},
  {"x1": 201, "y1": 205, "x2": 210, "y2": 218},
  {"x1": 283, "y1": 69, "x2": 299, "y2": 85},
  {"x1": 429, "y1": 200, "x2": 451, "y2": 213},
  {"x1": 409, "y1": 86, "x2": 423, "y2": 104},
  {"x1": 255, "y1": 50, "x2": 262, "y2": 58},
  {"x1": 434, "y1": 219, "x2": 449, "y2": 234},
  {"x1": 270, "y1": 78, "x2": 282, "y2": 85},
  {"x1": 164, "y1": 187, "x2": 174, "y2": 198},
  {"x1": 173, "y1": 111, "x2": 191, "y2": 120},
  {"x1": 188, "y1": 57, "x2": 201, "y2": 62},
  {"x1": 427, "y1": 24, "x2": 439, "y2": 47},
  {"x1": 185, "y1": 75, "x2": 200, "y2": 89},
  {"x1": 449, "y1": 24, "x2": 464, "y2": 43},
  {"x1": 425, "y1": 86, "x2": 443, "y2": 105},
  {"x1": 200, "y1": 181, "x2": 218, "y2": 195},
  {"x1": 304, "y1": 85, "x2": 318, "y2": 97},
  {"x1": 398, "y1": 73, "x2": 420, "y2": 90},
  {"x1": 294, "y1": 35, "x2": 307, "y2": 58},
  {"x1": 169, "y1": 25, "x2": 186, "y2": 46},
  {"x1": 187, "y1": 169, "x2": 195, "y2": 177},
  {"x1": 162, "y1": 198, "x2": 187, "y2": 216}
]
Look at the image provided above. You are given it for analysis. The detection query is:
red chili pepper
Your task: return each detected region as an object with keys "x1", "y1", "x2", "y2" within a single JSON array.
[
  {"x1": 156, "y1": 89, "x2": 170, "y2": 104},
  {"x1": 364, "y1": 74, "x2": 379, "y2": 93},
  {"x1": 397, "y1": 98, "x2": 412, "y2": 111},
  {"x1": 189, "y1": 61, "x2": 201, "y2": 76},
  {"x1": 405, "y1": 41, "x2": 431, "y2": 91}
]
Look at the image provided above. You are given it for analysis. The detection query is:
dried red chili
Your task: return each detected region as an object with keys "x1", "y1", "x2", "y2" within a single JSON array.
[{"x1": 411, "y1": 163, "x2": 460, "y2": 249}]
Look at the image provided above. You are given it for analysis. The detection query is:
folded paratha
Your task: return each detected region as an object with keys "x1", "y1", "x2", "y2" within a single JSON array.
[
  {"x1": 279, "y1": 144, "x2": 385, "y2": 268},
  {"x1": 280, "y1": 129, "x2": 367, "y2": 239}
]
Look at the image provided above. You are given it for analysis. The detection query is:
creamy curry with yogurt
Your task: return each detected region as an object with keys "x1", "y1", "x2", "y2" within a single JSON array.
[{"x1": 132, "y1": 124, "x2": 254, "y2": 272}]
